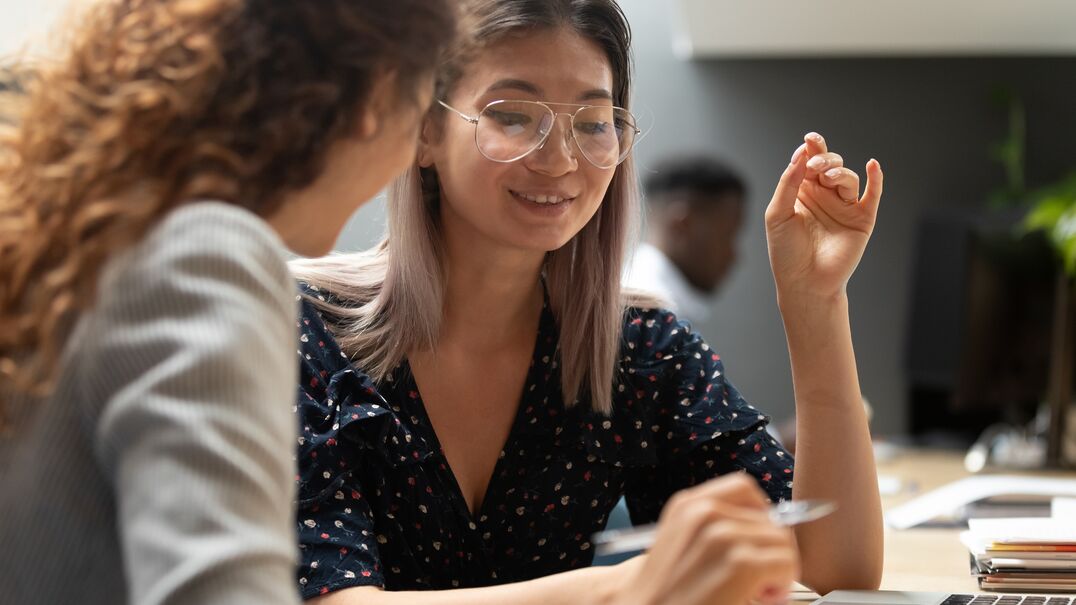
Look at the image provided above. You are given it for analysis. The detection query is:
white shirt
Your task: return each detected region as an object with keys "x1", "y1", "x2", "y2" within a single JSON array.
[{"x1": 624, "y1": 242, "x2": 714, "y2": 325}]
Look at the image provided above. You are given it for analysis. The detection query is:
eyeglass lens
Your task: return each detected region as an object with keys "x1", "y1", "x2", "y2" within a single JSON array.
[{"x1": 475, "y1": 101, "x2": 637, "y2": 169}]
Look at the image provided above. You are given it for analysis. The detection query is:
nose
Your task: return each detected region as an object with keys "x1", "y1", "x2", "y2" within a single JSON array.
[{"x1": 524, "y1": 112, "x2": 578, "y2": 177}]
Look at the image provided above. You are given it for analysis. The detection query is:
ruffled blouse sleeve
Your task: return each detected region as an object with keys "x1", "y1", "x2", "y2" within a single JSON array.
[
  {"x1": 616, "y1": 307, "x2": 794, "y2": 524},
  {"x1": 293, "y1": 290, "x2": 389, "y2": 597}
]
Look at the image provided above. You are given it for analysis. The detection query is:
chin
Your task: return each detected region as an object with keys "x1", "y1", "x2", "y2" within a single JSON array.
[
  {"x1": 512, "y1": 232, "x2": 578, "y2": 255},
  {"x1": 287, "y1": 237, "x2": 337, "y2": 259},
  {"x1": 517, "y1": 221, "x2": 586, "y2": 251}
]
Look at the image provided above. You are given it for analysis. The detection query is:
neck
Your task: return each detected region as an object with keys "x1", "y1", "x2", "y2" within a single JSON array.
[{"x1": 437, "y1": 214, "x2": 546, "y2": 352}]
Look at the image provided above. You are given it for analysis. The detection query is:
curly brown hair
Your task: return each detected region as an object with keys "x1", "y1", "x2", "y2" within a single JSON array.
[{"x1": 0, "y1": 0, "x2": 459, "y2": 424}]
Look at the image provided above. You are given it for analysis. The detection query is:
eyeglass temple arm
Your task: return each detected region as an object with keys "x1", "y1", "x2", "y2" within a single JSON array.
[{"x1": 437, "y1": 100, "x2": 479, "y2": 124}]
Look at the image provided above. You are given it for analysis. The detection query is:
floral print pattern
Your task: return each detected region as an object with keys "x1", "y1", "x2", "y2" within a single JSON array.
[{"x1": 293, "y1": 285, "x2": 793, "y2": 598}]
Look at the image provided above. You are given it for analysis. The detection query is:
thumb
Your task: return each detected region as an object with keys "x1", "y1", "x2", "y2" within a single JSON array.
[
  {"x1": 766, "y1": 144, "x2": 807, "y2": 225},
  {"x1": 860, "y1": 158, "x2": 884, "y2": 214}
]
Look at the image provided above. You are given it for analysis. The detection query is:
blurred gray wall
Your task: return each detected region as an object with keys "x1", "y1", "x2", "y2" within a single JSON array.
[{"x1": 335, "y1": 1, "x2": 1076, "y2": 435}]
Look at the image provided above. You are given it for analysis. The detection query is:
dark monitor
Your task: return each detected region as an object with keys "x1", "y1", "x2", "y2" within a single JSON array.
[{"x1": 904, "y1": 208, "x2": 1056, "y2": 445}]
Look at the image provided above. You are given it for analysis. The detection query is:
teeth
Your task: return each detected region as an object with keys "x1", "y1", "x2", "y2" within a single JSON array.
[{"x1": 516, "y1": 191, "x2": 567, "y2": 204}]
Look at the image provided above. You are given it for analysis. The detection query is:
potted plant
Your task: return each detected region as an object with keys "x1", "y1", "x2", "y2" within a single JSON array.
[{"x1": 1023, "y1": 173, "x2": 1076, "y2": 467}]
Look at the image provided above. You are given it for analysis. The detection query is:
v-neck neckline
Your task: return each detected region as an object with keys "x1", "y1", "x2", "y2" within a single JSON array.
[{"x1": 397, "y1": 303, "x2": 555, "y2": 525}]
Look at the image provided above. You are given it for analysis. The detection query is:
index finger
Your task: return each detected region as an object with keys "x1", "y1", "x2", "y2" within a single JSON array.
[
  {"x1": 682, "y1": 473, "x2": 770, "y2": 511},
  {"x1": 804, "y1": 131, "x2": 828, "y2": 156}
]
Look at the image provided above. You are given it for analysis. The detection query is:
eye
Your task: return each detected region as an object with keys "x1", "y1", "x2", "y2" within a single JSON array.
[
  {"x1": 575, "y1": 120, "x2": 612, "y2": 136},
  {"x1": 486, "y1": 109, "x2": 533, "y2": 128}
]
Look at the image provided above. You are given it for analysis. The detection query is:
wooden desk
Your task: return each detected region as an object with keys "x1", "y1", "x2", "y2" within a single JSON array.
[
  {"x1": 793, "y1": 448, "x2": 1076, "y2": 600},
  {"x1": 877, "y1": 449, "x2": 978, "y2": 592}
]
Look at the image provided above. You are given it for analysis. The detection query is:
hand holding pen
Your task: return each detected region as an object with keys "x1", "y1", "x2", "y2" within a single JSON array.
[
  {"x1": 600, "y1": 474, "x2": 834, "y2": 605},
  {"x1": 594, "y1": 498, "x2": 837, "y2": 558}
]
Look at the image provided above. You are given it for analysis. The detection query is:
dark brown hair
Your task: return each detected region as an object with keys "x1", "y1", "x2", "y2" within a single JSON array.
[{"x1": 0, "y1": 0, "x2": 458, "y2": 422}]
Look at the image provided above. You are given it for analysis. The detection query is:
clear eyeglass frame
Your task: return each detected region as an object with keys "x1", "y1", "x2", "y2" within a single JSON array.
[{"x1": 438, "y1": 99, "x2": 641, "y2": 170}]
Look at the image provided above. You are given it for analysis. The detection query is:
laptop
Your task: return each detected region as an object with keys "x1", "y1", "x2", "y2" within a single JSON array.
[{"x1": 812, "y1": 592, "x2": 1075, "y2": 605}]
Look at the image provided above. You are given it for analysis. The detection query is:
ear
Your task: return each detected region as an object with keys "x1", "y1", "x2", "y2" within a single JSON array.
[
  {"x1": 666, "y1": 199, "x2": 693, "y2": 234},
  {"x1": 357, "y1": 106, "x2": 381, "y2": 140},
  {"x1": 356, "y1": 69, "x2": 400, "y2": 140}
]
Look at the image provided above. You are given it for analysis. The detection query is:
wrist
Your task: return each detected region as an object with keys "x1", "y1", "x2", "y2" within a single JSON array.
[
  {"x1": 590, "y1": 565, "x2": 622, "y2": 605},
  {"x1": 592, "y1": 556, "x2": 648, "y2": 605},
  {"x1": 777, "y1": 290, "x2": 854, "y2": 357},
  {"x1": 776, "y1": 287, "x2": 848, "y2": 318}
]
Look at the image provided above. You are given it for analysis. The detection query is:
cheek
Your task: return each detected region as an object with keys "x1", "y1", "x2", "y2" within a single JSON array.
[
  {"x1": 581, "y1": 169, "x2": 617, "y2": 210},
  {"x1": 438, "y1": 156, "x2": 509, "y2": 219},
  {"x1": 713, "y1": 238, "x2": 737, "y2": 268}
]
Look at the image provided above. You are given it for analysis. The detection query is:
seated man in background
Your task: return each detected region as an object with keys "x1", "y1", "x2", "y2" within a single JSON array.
[
  {"x1": 626, "y1": 156, "x2": 870, "y2": 454},
  {"x1": 603, "y1": 156, "x2": 750, "y2": 545},
  {"x1": 626, "y1": 155, "x2": 746, "y2": 325}
]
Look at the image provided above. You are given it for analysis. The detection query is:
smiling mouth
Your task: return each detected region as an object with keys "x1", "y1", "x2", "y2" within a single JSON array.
[{"x1": 510, "y1": 190, "x2": 576, "y2": 205}]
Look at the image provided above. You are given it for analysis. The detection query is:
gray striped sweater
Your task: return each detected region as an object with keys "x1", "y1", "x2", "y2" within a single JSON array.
[{"x1": 0, "y1": 202, "x2": 302, "y2": 605}]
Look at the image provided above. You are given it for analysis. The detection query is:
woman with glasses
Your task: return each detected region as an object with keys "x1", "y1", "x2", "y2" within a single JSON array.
[
  {"x1": 290, "y1": 1, "x2": 884, "y2": 603},
  {"x1": 0, "y1": 1, "x2": 456, "y2": 603}
]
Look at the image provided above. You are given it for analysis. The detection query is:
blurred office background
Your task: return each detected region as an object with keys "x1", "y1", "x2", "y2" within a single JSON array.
[
  {"x1": 338, "y1": 0, "x2": 1076, "y2": 441},
  {"x1": 4, "y1": 0, "x2": 1075, "y2": 444}
]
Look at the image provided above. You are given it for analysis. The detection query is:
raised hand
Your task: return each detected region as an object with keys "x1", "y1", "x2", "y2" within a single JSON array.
[{"x1": 764, "y1": 132, "x2": 884, "y2": 299}]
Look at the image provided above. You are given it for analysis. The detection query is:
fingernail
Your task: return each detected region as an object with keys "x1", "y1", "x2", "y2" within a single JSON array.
[
  {"x1": 807, "y1": 156, "x2": 828, "y2": 170},
  {"x1": 825, "y1": 168, "x2": 841, "y2": 179},
  {"x1": 806, "y1": 132, "x2": 823, "y2": 143},
  {"x1": 760, "y1": 585, "x2": 790, "y2": 605},
  {"x1": 790, "y1": 144, "x2": 805, "y2": 163}
]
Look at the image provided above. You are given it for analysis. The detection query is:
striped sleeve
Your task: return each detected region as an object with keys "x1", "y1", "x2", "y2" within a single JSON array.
[{"x1": 84, "y1": 203, "x2": 302, "y2": 605}]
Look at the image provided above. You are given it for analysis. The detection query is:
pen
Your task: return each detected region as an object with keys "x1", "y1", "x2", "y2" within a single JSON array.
[{"x1": 592, "y1": 499, "x2": 838, "y2": 558}]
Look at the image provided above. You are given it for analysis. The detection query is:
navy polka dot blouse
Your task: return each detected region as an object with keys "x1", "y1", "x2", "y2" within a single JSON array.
[{"x1": 293, "y1": 285, "x2": 794, "y2": 598}]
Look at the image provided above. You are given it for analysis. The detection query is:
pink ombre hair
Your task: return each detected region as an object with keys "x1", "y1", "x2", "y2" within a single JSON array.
[{"x1": 291, "y1": 0, "x2": 660, "y2": 414}]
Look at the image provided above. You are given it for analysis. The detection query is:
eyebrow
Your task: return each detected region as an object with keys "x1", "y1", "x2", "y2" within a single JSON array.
[
  {"x1": 485, "y1": 79, "x2": 615, "y2": 103},
  {"x1": 578, "y1": 88, "x2": 614, "y2": 102},
  {"x1": 486, "y1": 79, "x2": 542, "y2": 96}
]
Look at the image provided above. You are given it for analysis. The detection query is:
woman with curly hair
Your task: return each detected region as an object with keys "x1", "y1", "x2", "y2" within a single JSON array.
[{"x1": 0, "y1": 1, "x2": 457, "y2": 603}]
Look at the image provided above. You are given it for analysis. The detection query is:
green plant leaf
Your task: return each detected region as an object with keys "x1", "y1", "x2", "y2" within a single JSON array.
[
  {"x1": 1056, "y1": 207, "x2": 1076, "y2": 274},
  {"x1": 1024, "y1": 196, "x2": 1070, "y2": 232},
  {"x1": 1023, "y1": 172, "x2": 1076, "y2": 276}
]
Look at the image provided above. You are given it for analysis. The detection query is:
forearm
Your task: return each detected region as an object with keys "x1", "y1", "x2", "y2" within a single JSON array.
[
  {"x1": 311, "y1": 563, "x2": 626, "y2": 605},
  {"x1": 778, "y1": 291, "x2": 883, "y2": 593}
]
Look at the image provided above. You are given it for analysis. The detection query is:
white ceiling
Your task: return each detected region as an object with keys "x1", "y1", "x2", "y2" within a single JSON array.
[
  {"x1": 670, "y1": 0, "x2": 1076, "y2": 59},
  {"x1": 6, "y1": 1, "x2": 1075, "y2": 64},
  {"x1": 1, "y1": 0, "x2": 81, "y2": 63}
]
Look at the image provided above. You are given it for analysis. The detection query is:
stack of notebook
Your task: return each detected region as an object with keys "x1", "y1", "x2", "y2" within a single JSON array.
[{"x1": 962, "y1": 518, "x2": 1076, "y2": 592}]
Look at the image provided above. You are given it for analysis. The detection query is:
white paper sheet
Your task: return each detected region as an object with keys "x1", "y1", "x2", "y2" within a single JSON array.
[
  {"x1": 967, "y1": 517, "x2": 1076, "y2": 544},
  {"x1": 884, "y1": 475, "x2": 1076, "y2": 530}
]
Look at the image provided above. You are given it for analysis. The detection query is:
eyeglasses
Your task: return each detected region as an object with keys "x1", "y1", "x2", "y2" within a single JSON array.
[{"x1": 438, "y1": 99, "x2": 640, "y2": 170}]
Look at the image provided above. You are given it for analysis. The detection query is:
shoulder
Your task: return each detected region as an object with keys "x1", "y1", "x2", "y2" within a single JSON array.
[
  {"x1": 294, "y1": 282, "x2": 354, "y2": 389},
  {"x1": 623, "y1": 244, "x2": 677, "y2": 298},
  {"x1": 137, "y1": 201, "x2": 290, "y2": 284},
  {"x1": 78, "y1": 201, "x2": 298, "y2": 377},
  {"x1": 296, "y1": 282, "x2": 345, "y2": 347},
  {"x1": 97, "y1": 201, "x2": 294, "y2": 316},
  {"x1": 152, "y1": 200, "x2": 283, "y2": 245},
  {"x1": 620, "y1": 305, "x2": 701, "y2": 363},
  {"x1": 82, "y1": 203, "x2": 301, "y2": 462},
  {"x1": 624, "y1": 243, "x2": 671, "y2": 279}
]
